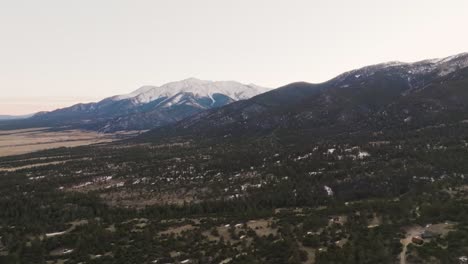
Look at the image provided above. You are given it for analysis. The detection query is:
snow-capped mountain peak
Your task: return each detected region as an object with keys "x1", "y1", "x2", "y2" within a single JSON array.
[{"x1": 114, "y1": 78, "x2": 270, "y2": 105}]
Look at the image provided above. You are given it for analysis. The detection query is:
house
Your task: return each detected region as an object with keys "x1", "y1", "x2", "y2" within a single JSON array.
[
  {"x1": 421, "y1": 230, "x2": 437, "y2": 239},
  {"x1": 411, "y1": 236, "x2": 424, "y2": 245}
]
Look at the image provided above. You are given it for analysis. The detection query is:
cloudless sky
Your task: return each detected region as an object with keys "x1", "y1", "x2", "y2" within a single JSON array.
[{"x1": 1, "y1": 0, "x2": 468, "y2": 115}]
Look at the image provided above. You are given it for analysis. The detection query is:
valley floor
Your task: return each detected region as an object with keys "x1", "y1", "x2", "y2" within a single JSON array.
[
  {"x1": 1, "y1": 126, "x2": 468, "y2": 263},
  {"x1": 0, "y1": 128, "x2": 137, "y2": 157}
]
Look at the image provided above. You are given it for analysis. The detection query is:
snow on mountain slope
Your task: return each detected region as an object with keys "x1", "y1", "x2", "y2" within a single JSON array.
[
  {"x1": 114, "y1": 78, "x2": 270, "y2": 105},
  {"x1": 331, "y1": 52, "x2": 468, "y2": 89},
  {"x1": 111, "y1": 86, "x2": 157, "y2": 101}
]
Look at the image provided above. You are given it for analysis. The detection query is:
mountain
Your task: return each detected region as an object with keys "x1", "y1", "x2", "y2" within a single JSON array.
[
  {"x1": 3, "y1": 78, "x2": 269, "y2": 132},
  {"x1": 140, "y1": 53, "x2": 468, "y2": 142},
  {"x1": 0, "y1": 114, "x2": 34, "y2": 121}
]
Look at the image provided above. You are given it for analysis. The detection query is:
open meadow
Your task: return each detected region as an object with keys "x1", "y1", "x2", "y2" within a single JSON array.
[{"x1": 0, "y1": 128, "x2": 134, "y2": 157}]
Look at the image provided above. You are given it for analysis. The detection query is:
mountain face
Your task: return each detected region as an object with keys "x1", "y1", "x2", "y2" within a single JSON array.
[
  {"x1": 141, "y1": 53, "x2": 468, "y2": 141},
  {"x1": 21, "y1": 78, "x2": 269, "y2": 132}
]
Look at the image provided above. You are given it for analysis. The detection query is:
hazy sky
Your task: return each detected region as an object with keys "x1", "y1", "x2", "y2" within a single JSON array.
[{"x1": 1, "y1": 0, "x2": 468, "y2": 115}]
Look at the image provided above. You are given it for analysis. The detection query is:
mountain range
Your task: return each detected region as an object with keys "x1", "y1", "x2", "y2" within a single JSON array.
[
  {"x1": 0, "y1": 78, "x2": 269, "y2": 132},
  {"x1": 141, "y1": 53, "x2": 468, "y2": 142},
  {"x1": 2, "y1": 52, "x2": 468, "y2": 141}
]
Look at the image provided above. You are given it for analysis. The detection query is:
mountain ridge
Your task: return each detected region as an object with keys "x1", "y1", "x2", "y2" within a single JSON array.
[
  {"x1": 139, "y1": 52, "x2": 468, "y2": 142},
  {"x1": 4, "y1": 78, "x2": 269, "y2": 132}
]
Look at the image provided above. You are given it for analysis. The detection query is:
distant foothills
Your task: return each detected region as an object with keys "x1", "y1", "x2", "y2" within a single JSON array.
[
  {"x1": 1, "y1": 52, "x2": 468, "y2": 138},
  {"x1": 0, "y1": 114, "x2": 34, "y2": 121}
]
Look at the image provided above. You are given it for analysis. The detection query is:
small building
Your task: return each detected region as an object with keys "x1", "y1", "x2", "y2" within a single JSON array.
[
  {"x1": 328, "y1": 216, "x2": 341, "y2": 224},
  {"x1": 411, "y1": 236, "x2": 424, "y2": 245},
  {"x1": 421, "y1": 230, "x2": 437, "y2": 239}
]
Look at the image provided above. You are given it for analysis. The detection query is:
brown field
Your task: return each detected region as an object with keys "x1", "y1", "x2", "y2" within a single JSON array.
[
  {"x1": 0, "y1": 128, "x2": 136, "y2": 157},
  {"x1": 0, "y1": 158, "x2": 91, "y2": 172}
]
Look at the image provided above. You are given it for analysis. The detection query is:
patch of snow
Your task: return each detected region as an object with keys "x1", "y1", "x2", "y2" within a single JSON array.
[
  {"x1": 63, "y1": 249, "x2": 74, "y2": 254},
  {"x1": 219, "y1": 258, "x2": 233, "y2": 264},
  {"x1": 295, "y1": 153, "x2": 312, "y2": 161},
  {"x1": 29, "y1": 176, "x2": 45, "y2": 180},
  {"x1": 46, "y1": 231, "x2": 67, "y2": 237},
  {"x1": 358, "y1": 151, "x2": 370, "y2": 159},
  {"x1": 324, "y1": 185, "x2": 334, "y2": 196}
]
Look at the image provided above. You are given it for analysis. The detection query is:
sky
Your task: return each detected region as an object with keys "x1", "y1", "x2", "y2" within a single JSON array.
[{"x1": 1, "y1": 0, "x2": 468, "y2": 115}]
